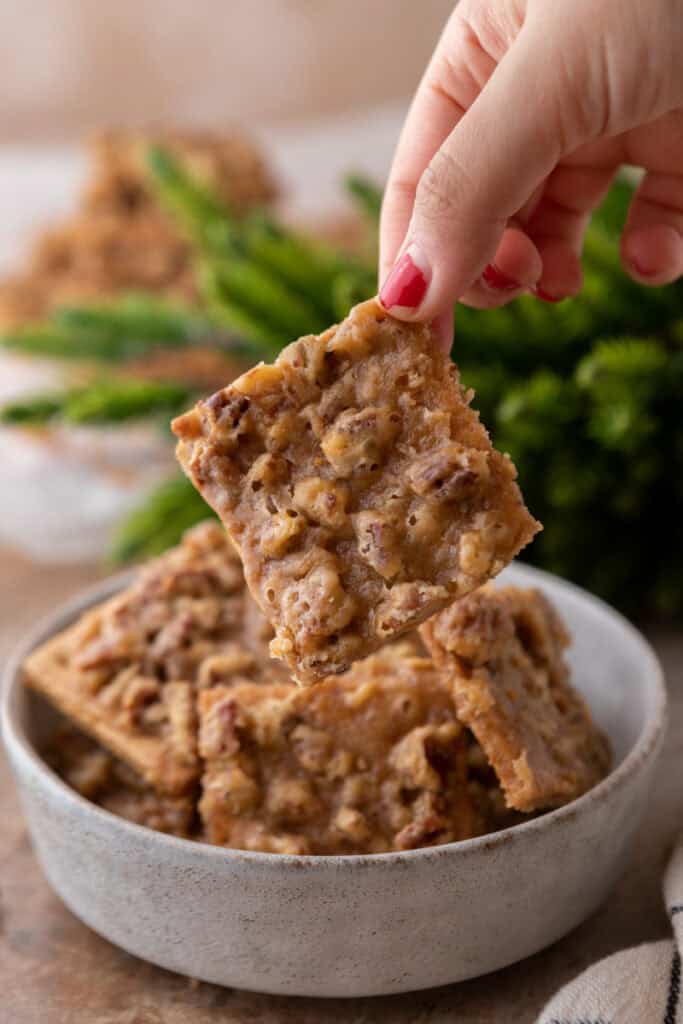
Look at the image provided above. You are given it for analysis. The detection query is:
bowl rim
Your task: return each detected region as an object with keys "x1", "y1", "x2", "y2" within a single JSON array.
[{"x1": 1, "y1": 561, "x2": 667, "y2": 872}]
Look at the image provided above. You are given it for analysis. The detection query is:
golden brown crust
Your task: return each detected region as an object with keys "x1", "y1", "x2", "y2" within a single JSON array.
[
  {"x1": 421, "y1": 586, "x2": 611, "y2": 812},
  {"x1": 22, "y1": 521, "x2": 285, "y2": 795},
  {"x1": 197, "y1": 642, "x2": 477, "y2": 854},
  {"x1": 174, "y1": 298, "x2": 540, "y2": 684}
]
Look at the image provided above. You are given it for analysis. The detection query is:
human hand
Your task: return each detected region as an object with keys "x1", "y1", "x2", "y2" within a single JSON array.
[{"x1": 379, "y1": 0, "x2": 683, "y2": 348}]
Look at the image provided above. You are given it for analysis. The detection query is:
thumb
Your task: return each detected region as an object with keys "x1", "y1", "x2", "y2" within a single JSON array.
[{"x1": 379, "y1": 22, "x2": 585, "y2": 323}]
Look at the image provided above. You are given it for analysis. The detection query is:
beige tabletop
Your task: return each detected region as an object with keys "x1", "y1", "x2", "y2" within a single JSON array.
[{"x1": 1, "y1": 546, "x2": 681, "y2": 1024}]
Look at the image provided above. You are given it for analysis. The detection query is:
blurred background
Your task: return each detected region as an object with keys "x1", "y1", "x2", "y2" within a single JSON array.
[
  {"x1": 0, "y1": 0, "x2": 451, "y2": 562},
  {"x1": 0, "y1": 0, "x2": 453, "y2": 268},
  {"x1": 0, "y1": 0, "x2": 681, "y2": 621},
  {"x1": 0, "y1": 0, "x2": 452, "y2": 140}
]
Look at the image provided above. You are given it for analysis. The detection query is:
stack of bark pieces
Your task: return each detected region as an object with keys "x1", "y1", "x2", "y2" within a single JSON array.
[{"x1": 27, "y1": 520, "x2": 610, "y2": 856}]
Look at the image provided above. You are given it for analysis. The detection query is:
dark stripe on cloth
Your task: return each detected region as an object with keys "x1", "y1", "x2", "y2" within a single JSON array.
[
  {"x1": 664, "y1": 949, "x2": 681, "y2": 1024},
  {"x1": 547, "y1": 1017, "x2": 611, "y2": 1023}
]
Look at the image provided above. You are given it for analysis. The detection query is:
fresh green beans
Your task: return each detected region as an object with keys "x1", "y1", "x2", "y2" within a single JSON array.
[
  {"x1": 1, "y1": 295, "x2": 228, "y2": 362},
  {"x1": 109, "y1": 474, "x2": 215, "y2": 564},
  {"x1": 0, "y1": 394, "x2": 63, "y2": 424},
  {"x1": 0, "y1": 379, "x2": 191, "y2": 425},
  {"x1": 344, "y1": 174, "x2": 383, "y2": 225}
]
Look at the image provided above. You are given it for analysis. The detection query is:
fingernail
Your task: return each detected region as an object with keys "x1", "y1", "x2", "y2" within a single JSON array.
[
  {"x1": 380, "y1": 244, "x2": 430, "y2": 312},
  {"x1": 533, "y1": 286, "x2": 563, "y2": 303},
  {"x1": 482, "y1": 264, "x2": 521, "y2": 292},
  {"x1": 631, "y1": 258, "x2": 657, "y2": 278}
]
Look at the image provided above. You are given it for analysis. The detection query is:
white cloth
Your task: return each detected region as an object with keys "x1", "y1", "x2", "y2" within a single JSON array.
[{"x1": 537, "y1": 840, "x2": 683, "y2": 1023}]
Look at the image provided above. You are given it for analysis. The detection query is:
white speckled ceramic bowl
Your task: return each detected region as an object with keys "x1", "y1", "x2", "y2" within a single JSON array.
[{"x1": 1, "y1": 563, "x2": 666, "y2": 997}]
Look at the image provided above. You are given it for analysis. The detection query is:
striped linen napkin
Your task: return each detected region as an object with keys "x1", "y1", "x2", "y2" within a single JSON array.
[{"x1": 537, "y1": 840, "x2": 683, "y2": 1023}]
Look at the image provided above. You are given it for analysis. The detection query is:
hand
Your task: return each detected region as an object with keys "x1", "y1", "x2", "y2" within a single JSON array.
[{"x1": 379, "y1": 0, "x2": 683, "y2": 348}]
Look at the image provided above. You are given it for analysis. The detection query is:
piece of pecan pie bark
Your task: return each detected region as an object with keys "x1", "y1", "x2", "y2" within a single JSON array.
[
  {"x1": 421, "y1": 586, "x2": 611, "y2": 812},
  {"x1": 23, "y1": 521, "x2": 285, "y2": 796},
  {"x1": 197, "y1": 641, "x2": 476, "y2": 854},
  {"x1": 173, "y1": 298, "x2": 540, "y2": 684},
  {"x1": 44, "y1": 723, "x2": 195, "y2": 837}
]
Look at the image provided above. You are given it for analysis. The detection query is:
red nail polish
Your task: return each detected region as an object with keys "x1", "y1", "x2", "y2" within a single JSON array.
[
  {"x1": 482, "y1": 264, "x2": 520, "y2": 291},
  {"x1": 533, "y1": 287, "x2": 562, "y2": 303},
  {"x1": 631, "y1": 259, "x2": 657, "y2": 278},
  {"x1": 380, "y1": 249, "x2": 429, "y2": 310}
]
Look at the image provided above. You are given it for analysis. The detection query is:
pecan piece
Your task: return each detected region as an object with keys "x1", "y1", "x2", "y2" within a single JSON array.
[
  {"x1": 354, "y1": 509, "x2": 403, "y2": 580},
  {"x1": 407, "y1": 443, "x2": 489, "y2": 500},
  {"x1": 321, "y1": 406, "x2": 400, "y2": 477}
]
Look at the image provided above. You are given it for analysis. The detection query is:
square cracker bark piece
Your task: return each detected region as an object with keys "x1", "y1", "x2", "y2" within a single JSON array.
[
  {"x1": 197, "y1": 642, "x2": 476, "y2": 855},
  {"x1": 421, "y1": 585, "x2": 611, "y2": 812},
  {"x1": 173, "y1": 298, "x2": 540, "y2": 684},
  {"x1": 23, "y1": 521, "x2": 283, "y2": 796}
]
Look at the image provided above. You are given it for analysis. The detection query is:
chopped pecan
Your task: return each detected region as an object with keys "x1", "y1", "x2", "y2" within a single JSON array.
[
  {"x1": 279, "y1": 555, "x2": 357, "y2": 643},
  {"x1": 320, "y1": 406, "x2": 400, "y2": 477},
  {"x1": 260, "y1": 508, "x2": 306, "y2": 557},
  {"x1": 164, "y1": 682, "x2": 197, "y2": 764},
  {"x1": 197, "y1": 645, "x2": 257, "y2": 688},
  {"x1": 293, "y1": 477, "x2": 349, "y2": 529},
  {"x1": 334, "y1": 806, "x2": 370, "y2": 842},
  {"x1": 354, "y1": 510, "x2": 403, "y2": 580},
  {"x1": 458, "y1": 531, "x2": 495, "y2": 579},
  {"x1": 199, "y1": 695, "x2": 242, "y2": 759},
  {"x1": 407, "y1": 444, "x2": 489, "y2": 500},
  {"x1": 265, "y1": 778, "x2": 318, "y2": 823},
  {"x1": 196, "y1": 646, "x2": 475, "y2": 854},
  {"x1": 374, "y1": 582, "x2": 449, "y2": 637}
]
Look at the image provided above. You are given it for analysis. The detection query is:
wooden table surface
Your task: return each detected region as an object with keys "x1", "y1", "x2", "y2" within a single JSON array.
[{"x1": 2, "y1": 547, "x2": 682, "y2": 1024}]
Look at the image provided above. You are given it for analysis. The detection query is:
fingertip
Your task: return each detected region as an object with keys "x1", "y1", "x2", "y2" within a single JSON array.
[
  {"x1": 377, "y1": 245, "x2": 453, "y2": 349},
  {"x1": 432, "y1": 310, "x2": 454, "y2": 353},
  {"x1": 621, "y1": 223, "x2": 683, "y2": 286},
  {"x1": 488, "y1": 228, "x2": 543, "y2": 290},
  {"x1": 461, "y1": 228, "x2": 540, "y2": 307},
  {"x1": 459, "y1": 282, "x2": 526, "y2": 309},
  {"x1": 378, "y1": 243, "x2": 435, "y2": 322},
  {"x1": 533, "y1": 239, "x2": 583, "y2": 302}
]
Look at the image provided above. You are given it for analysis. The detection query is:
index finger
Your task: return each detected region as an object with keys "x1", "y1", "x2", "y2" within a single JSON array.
[{"x1": 379, "y1": 7, "x2": 500, "y2": 283}]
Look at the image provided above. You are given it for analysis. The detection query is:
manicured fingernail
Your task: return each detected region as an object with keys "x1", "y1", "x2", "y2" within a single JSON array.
[
  {"x1": 380, "y1": 244, "x2": 430, "y2": 312},
  {"x1": 631, "y1": 259, "x2": 658, "y2": 278},
  {"x1": 533, "y1": 286, "x2": 562, "y2": 303},
  {"x1": 482, "y1": 264, "x2": 521, "y2": 292}
]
